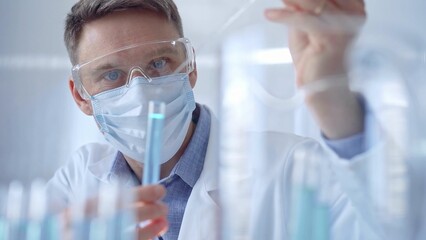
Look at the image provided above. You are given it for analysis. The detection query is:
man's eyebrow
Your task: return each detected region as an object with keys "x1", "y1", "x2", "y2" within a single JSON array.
[
  {"x1": 84, "y1": 63, "x2": 114, "y2": 76},
  {"x1": 89, "y1": 59, "x2": 123, "y2": 73},
  {"x1": 144, "y1": 46, "x2": 181, "y2": 59},
  {"x1": 91, "y1": 63, "x2": 115, "y2": 71},
  {"x1": 86, "y1": 46, "x2": 183, "y2": 73}
]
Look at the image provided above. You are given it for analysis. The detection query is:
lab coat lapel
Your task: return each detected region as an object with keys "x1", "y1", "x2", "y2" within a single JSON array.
[{"x1": 178, "y1": 108, "x2": 220, "y2": 240}]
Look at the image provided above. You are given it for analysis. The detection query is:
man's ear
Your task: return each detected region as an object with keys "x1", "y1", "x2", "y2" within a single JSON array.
[
  {"x1": 189, "y1": 66, "x2": 197, "y2": 89},
  {"x1": 188, "y1": 48, "x2": 197, "y2": 88},
  {"x1": 69, "y1": 77, "x2": 93, "y2": 115}
]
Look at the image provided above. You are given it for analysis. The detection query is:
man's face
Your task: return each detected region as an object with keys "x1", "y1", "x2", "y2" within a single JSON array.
[{"x1": 72, "y1": 9, "x2": 197, "y2": 115}]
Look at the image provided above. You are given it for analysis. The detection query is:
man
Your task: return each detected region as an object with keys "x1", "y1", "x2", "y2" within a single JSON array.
[{"x1": 47, "y1": 0, "x2": 375, "y2": 239}]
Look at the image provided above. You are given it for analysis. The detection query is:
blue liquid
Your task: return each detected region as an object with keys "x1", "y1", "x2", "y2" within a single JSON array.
[
  {"x1": 73, "y1": 219, "x2": 91, "y2": 240},
  {"x1": 292, "y1": 185, "x2": 331, "y2": 240},
  {"x1": 108, "y1": 212, "x2": 133, "y2": 240},
  {"x1": 26, "y1": 221, "x2": 41, "y2": 240},
  {"x1": 0, "y1": 218, "x2": 6, "y2": 240},
  {"x1": 143, "y1": 113, "x2": 165, "y2": 185},
  {"x1": 313, "y1": 204, "x2": 330, "y2": 240},
  {"x1": 105, "y1": 215, "x2": 122, "y2": 240},
  {"x1": 42, "y1": 216, "x2": 60, "y2": 240},
  {"x1": 117, "y1": 210, "x2": 136, "y2": 240},
  {"x1": 6, "y1": 221, "x2": 28, "y2": 240},
  {"x1": 89, "y1": 219, "x2": 107, "y2": 240},
  {"x1": 292, "y1": 186, "x2": 315, "y2": 240}
]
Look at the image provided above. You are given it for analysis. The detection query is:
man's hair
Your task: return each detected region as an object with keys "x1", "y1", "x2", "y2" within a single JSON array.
[{"x1": 64, "y1": 0, "x2": 184, "y2": 65}]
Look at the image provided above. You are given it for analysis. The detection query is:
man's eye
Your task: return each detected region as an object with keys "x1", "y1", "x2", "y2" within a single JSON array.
[
  {"x1": 103, "y1": 70, "x2": 122, "y2": 81},
  {"x1": 151, "y1": 59, "x2": 167, "y2": 69}
]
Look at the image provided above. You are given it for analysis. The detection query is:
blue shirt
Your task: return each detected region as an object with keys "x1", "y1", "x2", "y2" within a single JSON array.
[{"x1": 110, "y1": 104, "x2": 210, "y2": 240}]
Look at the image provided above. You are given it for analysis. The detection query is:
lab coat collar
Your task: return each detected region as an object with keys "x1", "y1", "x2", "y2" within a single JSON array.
[
  {"x1": 173, "y1": 104, "x2": 210, "y2": 188},
  {"x1": 177, "y1": 108, "x2": 220, "y2": 240},
  {"x1": 87, "y1": 149, "x2": 138, "y2": 187},
  {"x1": 87, "y1": 148, "x2": 116, "y2": 183}
]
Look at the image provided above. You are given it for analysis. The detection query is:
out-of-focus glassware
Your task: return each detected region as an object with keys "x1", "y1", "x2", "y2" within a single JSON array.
[{"x1": 349, "y1": 27, "x2": 426, "y2": 240}]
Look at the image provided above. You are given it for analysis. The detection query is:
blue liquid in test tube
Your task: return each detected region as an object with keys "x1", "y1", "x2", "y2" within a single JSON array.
[
  {"x1": 291, "y1": 149, "x2": 319, "y2": 240},
  {"x1": 143, "y1": 101, "x2": 166, "y2": 185},
  {"x1": 312, "y1": 160, "x2": 331, "y2": 240},
  {"x1": 292, "y1": 185, "x2": 316, "y2": 240},
  {"x1": 0, "y1": 218, "x2": 6, "y2": 240},
  {"x1": 42, "y1": 215, "x2": 60, "y2": 240},
  {"x1": 312, "y1": 203, "x2": 330, "y2": 240}
]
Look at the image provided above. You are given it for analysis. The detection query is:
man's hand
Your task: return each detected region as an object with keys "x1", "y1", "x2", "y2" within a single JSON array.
[
  {"x1": 265, "y1": 0, "x2": 366, "y2": 139},
  {"x1": 61, "y1": 185, "x2": 168, "y2": 240},
  {"x1": 131, "y1": 185, "x2": 169, "y2": 239}
]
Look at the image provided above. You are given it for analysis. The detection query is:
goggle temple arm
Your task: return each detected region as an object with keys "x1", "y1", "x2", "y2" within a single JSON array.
[
  {"x1": 187, "y1": 43, "x2": 196, "y2": 73},
  {"x1": 71, "y1": 68, "x2": 91, "y2": 100}
]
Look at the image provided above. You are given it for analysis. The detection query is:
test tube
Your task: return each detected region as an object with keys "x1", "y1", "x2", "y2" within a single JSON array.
[
  {"x1": 41, "y1": 214, "x2": 60, "y2": 240},
  {"x1": 143, "y1": 101, "x2": 166, "y2": 185},
  {"x1": 89, "y1": 184, "x2": 119, "y2": 240},
  {"x1": 291, "y1": 147, "x2": 317, "y2": 240},
  {"x1": 312, "y1": 160, "x2": 331, "y2": 240},
  {"x1": 71, "y1": 186, "x2": 91, "y2": 240},
  {"x1": 6, "y1": 181, "x2": 24, "y2": 240},
  {"x1": 0, "y1": 186, "x2": 7, "y2": 240},
  {"x1": 26, "y1": 180, "x2": 46, "y2": 240}
]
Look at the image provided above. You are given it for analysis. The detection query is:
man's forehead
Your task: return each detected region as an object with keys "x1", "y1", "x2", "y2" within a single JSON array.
[
  {"x1": 76, "y1": 9, "x2": 180, "y2": 64},
  {"x1": 87, "y1": 44, "x2": 182, "y2": 71}
]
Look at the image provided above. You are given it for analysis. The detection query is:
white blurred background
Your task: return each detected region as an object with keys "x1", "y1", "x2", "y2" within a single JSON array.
[{"x1": 0, "y1": 0, "x2": 425, "y2": 184}]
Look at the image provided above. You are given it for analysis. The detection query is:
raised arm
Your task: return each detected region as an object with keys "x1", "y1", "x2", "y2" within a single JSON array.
[{"x1": 265, "y1": 0, "x2": 366, "y2": 139}]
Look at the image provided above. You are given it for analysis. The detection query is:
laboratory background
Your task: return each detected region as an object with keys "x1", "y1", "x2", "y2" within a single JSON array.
[
  {"x1": 0, "y1": 0, "x2": 308, "y2": 184},
  {"x1": 1, "y1": 0, "x2": 426, "y2": 239}
]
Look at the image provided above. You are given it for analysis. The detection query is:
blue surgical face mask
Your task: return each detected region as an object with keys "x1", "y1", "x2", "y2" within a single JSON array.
[{"x1": 90, "y1": 73, "x2": 196, "y2": 164}]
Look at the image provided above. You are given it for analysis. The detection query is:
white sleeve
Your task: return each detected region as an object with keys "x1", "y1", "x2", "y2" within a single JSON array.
[
  {"x1": 45, "y1": 145, "x2": 91, "y2": 212},
  {"x1": 319, "y1": 140, "x2": 385, "y2": 240}
]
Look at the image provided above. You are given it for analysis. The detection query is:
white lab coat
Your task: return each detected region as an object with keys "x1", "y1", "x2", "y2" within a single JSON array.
[
  {"x1": 47, "y1": 108, "x2": 382, "y2": 240},
  {"x1": 179, "y1": 114, "x2": 382, "y2": 240}
]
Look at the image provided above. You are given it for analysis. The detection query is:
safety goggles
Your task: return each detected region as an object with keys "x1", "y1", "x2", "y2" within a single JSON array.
[{"x1": 71, "y1": 38, "x2": 195, "y2": 99}]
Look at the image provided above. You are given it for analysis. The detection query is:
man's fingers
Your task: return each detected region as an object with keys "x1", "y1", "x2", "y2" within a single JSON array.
[
  {"x1": 133, "y1": 185, "x2": 166, "y2": 203},
  {"x1": 282, "y1": 0, "x2": 340, "y2": 14},
  {"x1": 137, "y1": 218, "x2": 168, "y2": 240},
  {"x1": 133, "y1": 202, "x2": 168, "y2": 222},
  {"x1": 265, "y1": 8, "x2": 308, "y2": 24},
  {"x1": 265, "y1": 8, "x2": 365, "y2": 35},
  {"x1": 332, "y1": 0, "x2": 365, "y2": 14},
  {"x1": 282, "y1": 0, "x2": 319, "y2": 12},
  {"x1": 283, "y1": 0, "x2": 364, "y2": 15},
  {"x1": 265, "y1": 8, "x2": 324, "y2": 32}
]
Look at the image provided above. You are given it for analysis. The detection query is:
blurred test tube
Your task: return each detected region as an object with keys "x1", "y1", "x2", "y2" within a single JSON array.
[
  {"x1": 0, "y1": 186, "x2": 7, "y2": 240},
  {"x1": 26, "y1": 180, "x2": 46, "y2": 240},
  {"x1": 6, "y1": 181, "x2": 24, "y2": 240},
  {"x1": 291, "y1": 145, "x2": 332, "y2": 240},
  {"x1": 291, "y1": 148, "x2": 317, "y2": 240},
  {"x1": 312, "y1": 159, "x2": 332, "y2": 240},
  {"x1": 89, "y1": 184, "x2": 119, "y2": 240}
]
